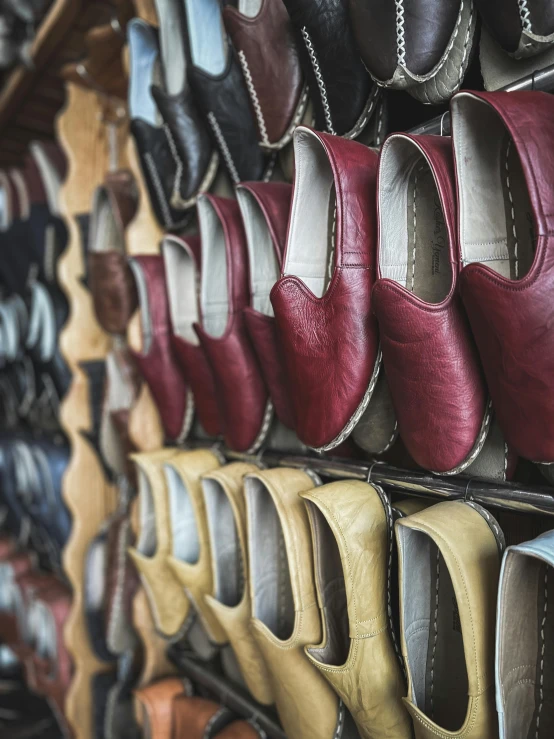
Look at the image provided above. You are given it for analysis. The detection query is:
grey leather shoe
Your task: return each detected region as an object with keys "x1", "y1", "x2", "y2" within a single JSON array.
[
  {"x1": 496, "y1": 531, "x2": 554, "y2": 739},
  {"x1": 476, "y1": 0, "x2": 554, "y2": 59}
]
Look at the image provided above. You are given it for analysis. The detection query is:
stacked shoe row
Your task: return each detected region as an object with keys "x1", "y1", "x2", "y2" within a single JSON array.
[
  {"x1": 116, "y1": 447, "x2": 553, "y2": 739},
  {"x1": 113, "y1": 89, "x2": 554, "y2": 484},
  {"x1": 0, "y1": 140, "x2": 74, "y2": 735}
]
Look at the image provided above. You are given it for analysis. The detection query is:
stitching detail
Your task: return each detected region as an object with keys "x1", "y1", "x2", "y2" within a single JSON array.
[
  {"x1": 503, "y1": 442, "x2": 508, "y2": 482},
  {"x1": 431, "y1": 400, "x2": 492, "y2": 476},
  {"x1": 175, "y1": 388, "x2": 195, "y2": 444},
  {"x1": 238, "y1": 50, "x2": 270, "y2": 147},
  {"x1": 164, "y1": 123, "x2": 184, "y2": 205},
  {"x1": 519, "y1": 0, "x2": 533, "y2": 32},
  {"x1": 301, "y1": 27, "x2": 335, "y2": 135},
  {"x1": 203, "y1": 707, "x2": 226, "y2": 738},
  {"x1": 343, "y1": 87, "x2": 380, "y2": 140},
  {"x1": 379, "y1": 421, "x2": 399, "y2": 455},
  {"x1": 395, "y1": 0, "x2": 406, "y2": 66},
  {"x1": 375, "y1": 98, "x2": 386, "y2": 146},
  {"x1": 333, "y1": 701, "x2": 344, "y2": 739},
  {"x1": 505, "y1": 140, "x2": 519, "y2": 278},
  {"x1": 430, "y1": 549, "x2": 440, "y2": 718},
  {"x1": 457, "y1": 2, "x2": 473, "y2": 90},
  {"x1": 262, "y1": 153, "x2": 277, "y2": 183},
  {"x1": 207, "y1": 112, "x2": 240, "y2": 184},
  {"x1": 312, "y1": 350, "x2": 383, "y2": 453},
  {"x1": 537, "y1": 568, "x2": 547, "y2": 738},
  {"x1": 411, "y1": 169, "x2": 418, "y2": 291},
  {"x1": 144, "y1": 152, "x2": 172, "y2": 227},
  {"x1": 463, "y1": 501, "x2": 506, "y2": 554},
  {"x1": 246, "y1": 399, "x2": 274, "y2": 454}
]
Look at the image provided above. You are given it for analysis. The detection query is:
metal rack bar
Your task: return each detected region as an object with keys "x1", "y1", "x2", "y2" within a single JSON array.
[
  {"x1": 219, "y1": 448, "x2": 554, "y2": 517},
  {"x1": 409, "y1": 62, "x2": 554, "y2": 135}
]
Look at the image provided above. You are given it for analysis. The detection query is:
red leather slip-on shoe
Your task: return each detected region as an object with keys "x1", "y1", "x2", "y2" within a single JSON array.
[
  {"x1": 237, "y1": 181, "x2": 295, "y2": 430},
  {"x1": 452, "y1": 90, "x2": 554, "y2": 464},
  {"x1": 163, "y1": 234, "x2": 222, "y2": 438},
  {"x1": 129, "y1": 254, "x2": 193, "y2": 443},
  {"x1": 270, "y1": 126, "x2": 380, "y2": 451},
  {"x1": 373, "y1": 132, "x2": 490, "y2": 475},
  {"x1": 194, "y1": 195, "x2": 271, "y2": 453}
]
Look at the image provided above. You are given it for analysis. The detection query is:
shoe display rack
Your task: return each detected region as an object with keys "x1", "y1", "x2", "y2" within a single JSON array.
[{"x1": 0, "y1": 1, "x2": 554, "y2": 738}]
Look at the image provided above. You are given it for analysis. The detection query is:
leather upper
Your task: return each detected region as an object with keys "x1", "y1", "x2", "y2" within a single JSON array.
[
  {"x1": 134, "y1": 677, "x2": 187, "y2": 739},
  {"x1": 245, "y1": 468, "x2": 341, "y2": 739},
  {"x1": 373, "y1": 133, "x2": 488, "y2": 474},
  {"x1": 194, "y1": 195, "x2": 270, "y2": 453},
  {"x1": 129, "y1": 255, "x2": 193, "y2": 443},
  {"x1": 202, "y1": 462, "x2": 274, "y2": 706},
  {"x1": 216, "y1": 721, "x2": 263, "y2": 738},
  {"x1": 223, "y1": 0, "x2": 306, "y2": 148},
  {"x1": 396, "y1": 501, "x2": 502, "y2": 739},
  {"x1": 128, "y1": 449, "x2": 192, "y2": 638},
  {"x1": 152, "y1": 84, "x2": 217, "y2": 207},
  {"x1": 189, "y1": 49, "x2": 265, "y2": 184},
  {"x1": 172, "y1": 696, "x2": 233, "y2": 738},
  {"x1": 475, "y1": 0, "x2": 554, "y2": 58},
  {"x1": 88, "y1": 170, "x2": 139, "y2": 335},
  {"x1": 162, "y1": 234, "x2": 222, "y2": 438},
  {"x1": 271, "y1": 129, "x2": 379, "y2": 450},
  {"x1": 238, "y1": 182, "x2": 295, "y2": 429},
  {"x1": 282, "y1": 0, "x2": 375, "y2": 137},
  {"x1": 164, "y1": 450, "x2": 226, "y2": 645},
  {"x1": 301, "y1": 481, "x2": 412, "y2": 738},
  {"x1": 452, "y1": 90, "x2": 554, "y2": 463}
]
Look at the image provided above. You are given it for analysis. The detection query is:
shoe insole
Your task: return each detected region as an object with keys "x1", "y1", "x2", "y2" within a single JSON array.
[
  {"x1": 182, "y1": 0, "x2": 227, "y2": 76},
  {"x1": 236, "y1": 188, "x2": 280, "y2": 316},
  {"x1": 165, "y1": 464, "x2": 200, "y2": 564},
  {"x1": 197, "y1": 198, "x2": 229, "y2": 338},
  {"x1": 246, "y1": 477, "x2": 295, "y2": 640},
  {"x1": 203, "y1": 478, "x2": 244, "y2": 608},
  {"x1": 305, "y1": 502, "x2": 350, "y2": 667},
  {"x1": 127, "y1": 20, "x2": 160, "y2": 125},
  {"x1": 453, "y1": 93, "x2": 535, "y2": 280},
  {"x1": 400, "y1": 527, "x2": 468, "y2": 732},
  {"x1": 154, "y1": 0, "x2": 186, "y2": 95},
  {"x1": 283, "y1": 129, "x2": 336, "y2": 298},
  {"x1": 163, "y1": 238, "x2": 199, "y2": 344},
  {"x1": 379, "y1": 137, "x2": 451, "y2": 303},
  {"x1": 238, "y1": 0, "x2": 263, "y2": 17}
]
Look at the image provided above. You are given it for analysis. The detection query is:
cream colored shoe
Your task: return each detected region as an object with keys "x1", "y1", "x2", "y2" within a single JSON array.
[
  {"x1": 395, "y1": 500, "x2": 504, "y2": 739},
  {"x1": 202, "y1": 461, "x2": 274, "y2": 706}
]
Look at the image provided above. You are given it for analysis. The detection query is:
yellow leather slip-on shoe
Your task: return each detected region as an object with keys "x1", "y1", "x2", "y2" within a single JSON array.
[
  {"x1": 245, "y1": 467, "x2": 356, "y2": 739},
  {"x1": 165, "y1": 450, "x2": 226, "y2": 644},
  {"x1": 128, "y1": 448, "x2": 192, "y2": 639},
  {"x1": 301, "y1": 480, "x2": 413, "y2": 739},
  {"x1": 202, "y1": 462, "x2": 274, "y2": 706},
  {"x1": 396, "y1": 500, "x2": 504, "y2": 739}
]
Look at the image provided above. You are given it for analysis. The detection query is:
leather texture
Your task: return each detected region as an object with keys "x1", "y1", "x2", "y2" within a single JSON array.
[
  {"x1": 246, "y1": 468, "x2": 341, "y2": 739},
  {"x1": 350, "y1": 0, "x2": 476, "y2": 103},
  {"x1": 189, "y1": 48, "x2": 265, "y2": 184},
  {"x1": 130, "y1": 255, "x2": 193, "y2": 443},
  {"x1": 271, "y1": 129, "x2": 379, "y2": 451},
  {"x1": 130, "y1": 118, "x2": 191, "y2": 231},
  {"x1": 475, "y1": 0, "x2": 554, "y2": 58},
  {"x1": 202, "y1": 462, "x2": 274, "y2": 706},
  {"x1": 152, "y1": 84, "x2": 217, "y2": 207},
  {"x1": 223, "y1": 0, "x2": 306, "y2": 148},
  {"x1": 373, "y1": 133, "x2": 488, "y2": 474},
  {"x1": 128, "y1": 449, "x2": 192, "y2": 638},
  {"x1": 496, "y1": 530, "x2": 554, "y2": 739},
  {"x1": 163, "y1": 234, "x2": 222, "y2": 437},
  {"x1": 215, "y1": 721, "x2": 264, "y2": 738},
  {"x1": 165, "y1": 449, "x2": 226, "y2": 644},
  {"x1": 282, "y1": 0, "x2": 375, "y2": 136},
  {"x1": 172, "y1": 696, "x2": 234, "y2": 738},
  {"x1": 396, "y1": 501, "x2": 502, "y2": 739},
  {"x1": 194, "y1": 195, "x2": 270, "y2": 453},
  {"x1": 452, "y1": 91, "x2": 554, "y2": 463},
  {"x1": 301, "y1": 481, "x2": 412, "y2": 738},
  {"x1": 239, "y1": 182, "x2": 295, "y2": 429},
  {"x1": 88, "y1": 170, "x2": 139, "y2": 334},
  {"x1": 134, "y1": 677, "x2": 187, "y2": 739}
]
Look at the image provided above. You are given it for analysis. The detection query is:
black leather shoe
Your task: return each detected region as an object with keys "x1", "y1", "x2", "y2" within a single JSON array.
[
  {"x1": 127, "y1": 19, "x2": 192, "y2": 230},
  {"x1": 151, "y1": 0, "x2": 218, "y2": 207},
  {"x1": 475, "y1": 0, "x2": 554, "y2": 58},
  {"x1": 183, "y1": 0, "x2": 266, "y2": 183},
  {"x1": 349, "y1": 0, "x2": 476, "y2": 104},
  {"x1": 282, "y1": 0, "x2": 378, "y2": 137}
]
